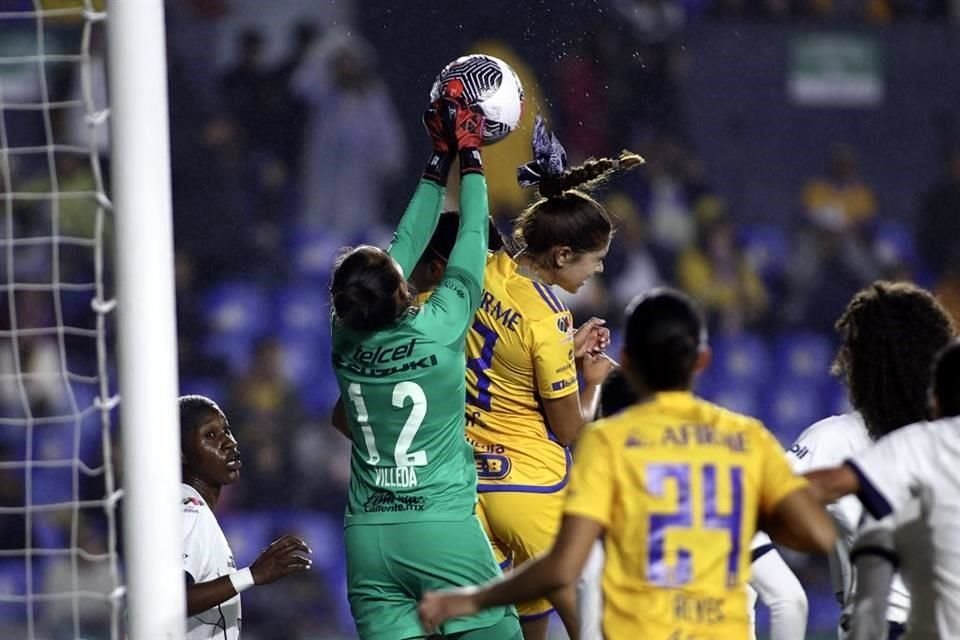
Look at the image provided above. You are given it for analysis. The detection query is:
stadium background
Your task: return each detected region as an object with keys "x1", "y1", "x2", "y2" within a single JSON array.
[{"x1": 2, "y1": 0, "x2": 960, "y2": 637}]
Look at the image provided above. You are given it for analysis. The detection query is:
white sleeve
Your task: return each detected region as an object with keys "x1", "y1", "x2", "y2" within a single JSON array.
[
  {"x1": 182, "y1": 506, "x2": 207, "y2": 584},
  {"x1": 749, "y1": 545, "x2": 809, "y2": 640},
  {"x1": 848, "y1": 516, "x2": 898, "y2": 640},
  {"x1": 847, "y1": 422, "x2": 933, "y2": 520},
  {"x1": 576, "y1": 541, "x2": 605, "y2": 640}
]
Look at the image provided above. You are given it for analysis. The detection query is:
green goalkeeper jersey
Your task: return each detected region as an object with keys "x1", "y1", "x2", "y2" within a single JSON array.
[{"x1": 332, "y1": 174, "x2": 489, "y2": 526}]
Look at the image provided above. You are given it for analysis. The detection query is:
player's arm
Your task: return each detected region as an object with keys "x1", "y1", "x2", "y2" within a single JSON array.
[
  {"x1": 803, "y1": 465, "x2": 860, "y2": 504},
  {"x1": 419, "y1": 514, "x2": 602, "y2": 632},
  {"x1": 535, "y1": 317, "x2": 614, "y2": 446},
  {"x1": 419, "y1": 424, "x2": 614, "y2": 631},
  {"x1": 187, "y1": 535, "x2": 312, "y2": 616},
  {"x1": 755, "y1": 427, "x2": 836, "y2": 554},
  {"x1": 386, "y1": 100, "x2": 458, "y2": 278},
  {"x1": 749, "y1": 533, "x2": 808, "y2": 640},
  {"x1": 808, "y1": 422, "x2": 933, "y2": 519},
  {"x1": 330, "y1": 397, "x2": 349, "y2": 439},
  {"x1": 847, "y1": 516, "x2": 898, "y2": 640},
  {"x1": 387, "y1": 179, "x2": 445, "y2": 279},
  {"x1": 416, "y1": 108, "x2": 490, "y2": 345}
]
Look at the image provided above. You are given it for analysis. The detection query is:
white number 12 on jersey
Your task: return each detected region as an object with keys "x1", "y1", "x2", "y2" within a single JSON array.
[{"x1": 347, "y1": 382, "x2": 428, "y2": 467}]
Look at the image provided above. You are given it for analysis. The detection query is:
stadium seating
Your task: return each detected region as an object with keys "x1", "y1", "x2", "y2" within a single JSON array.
[
  {"x1": 773, "y1": 331, "x2": 834, "y2": 382},
  {"x1": 739, "y1": 224, "x2": 790, "y2": 282},
  {"x1": 201, "y1": 281, "x2": 269, "y2": 372},
  {"x1": 709, "y1": 332, "x2": 772, "y2": 387}
]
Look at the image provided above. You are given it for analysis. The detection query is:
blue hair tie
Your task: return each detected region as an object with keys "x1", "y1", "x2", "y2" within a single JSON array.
[{"x1": 517, "y1": 114, "x2": 568, "y2": 189}]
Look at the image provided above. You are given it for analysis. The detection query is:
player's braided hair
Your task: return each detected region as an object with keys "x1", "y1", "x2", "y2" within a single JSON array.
[
  {"x1": 513, "y1": 151, "x2": 644, "y2": 258},
  {"x1": 536, "y1": 151, "x2": 645, "y2": 199},
  {"x1": 832, "y1": 281, "x2": 956, "y2": 439}
]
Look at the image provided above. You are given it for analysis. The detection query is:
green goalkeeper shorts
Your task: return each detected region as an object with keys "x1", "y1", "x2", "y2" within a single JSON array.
[{"x1": 344, "y1": 515, "x2": 520, "y2": 640}]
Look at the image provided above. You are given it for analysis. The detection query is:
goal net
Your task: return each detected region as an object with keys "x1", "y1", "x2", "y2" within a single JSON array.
[{"x1": 0, "y1": 1, "x2": 122, "y2": 638}]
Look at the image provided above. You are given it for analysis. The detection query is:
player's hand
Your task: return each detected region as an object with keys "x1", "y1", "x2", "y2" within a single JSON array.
[
  {"x1": 418, "y1": 588, "x2": 481, "y2": 634},
  {"x1": 574, "y1": 317, "x2": 610, "y2": 358},
  {"x1": 250, "y1": 535, "x2": 312, "y2": 585},
  {"x1": 581, "y1": 352, "x2": 617, "y2": 387},
  {"x1": 423, "y1": 98, "x2": 454, "y2": 155},
  {"x1": 438, "y1": 96, "x2": 485, "y2": 152}
]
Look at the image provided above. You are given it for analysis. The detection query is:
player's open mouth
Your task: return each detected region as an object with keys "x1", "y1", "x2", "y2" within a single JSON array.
[{"x1": 227, "y1": 455, "x2": 242, "y2": 470}]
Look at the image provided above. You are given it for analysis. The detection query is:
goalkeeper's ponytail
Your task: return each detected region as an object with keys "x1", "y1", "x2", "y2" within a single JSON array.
[{"x1": 331, "y1": 246, "x2": 413, "y2": 332}]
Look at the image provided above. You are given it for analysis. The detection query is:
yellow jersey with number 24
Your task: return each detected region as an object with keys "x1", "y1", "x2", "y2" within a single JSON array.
[{"x1": 565, "y1": 391, "x2": 808, "y2": 640}]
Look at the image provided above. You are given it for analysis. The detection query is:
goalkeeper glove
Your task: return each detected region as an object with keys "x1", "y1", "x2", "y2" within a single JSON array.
[
  {"x1": 438, "y1": 96, "x2": 485, "y2": 176},
  {"x1": 422, "y1": 98, "x2": 455, "y2": 185}
]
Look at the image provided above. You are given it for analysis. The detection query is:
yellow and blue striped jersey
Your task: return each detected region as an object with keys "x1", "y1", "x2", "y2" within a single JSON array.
[
  {"x1": 565, "y1": 392, "x2": 808, "y2": 640},
  {"x1": 465, "y1": 250, "x2": 577, "y2": 492}
]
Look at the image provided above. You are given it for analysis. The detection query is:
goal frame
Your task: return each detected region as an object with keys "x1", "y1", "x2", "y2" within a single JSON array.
[{"x1": 106, "y1": 0, "x2": 185, "y2": 636}]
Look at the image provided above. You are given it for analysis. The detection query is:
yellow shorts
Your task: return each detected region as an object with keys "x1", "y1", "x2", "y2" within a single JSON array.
[{"x1": 475, "y1": 489, "x2": 566, "y2": 620}]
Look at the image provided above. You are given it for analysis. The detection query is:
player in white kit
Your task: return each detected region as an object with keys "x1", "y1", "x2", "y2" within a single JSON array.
[
  {"x1": 576, "y1": 369, "x2": 809, "y2": 640},
  {"x1": 805, "y1": 340, "x2": 960, "y2": 640},
  {"x1": 771, "y1": 282, "x2": 955, "y2": 639},
  {"x1": 180, "y1": 395, "x2": 313, "y2": 639}
]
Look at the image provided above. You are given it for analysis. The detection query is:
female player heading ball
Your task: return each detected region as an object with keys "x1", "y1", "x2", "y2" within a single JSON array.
[
  {"x1": 328, "y1": 95, "x2": 521, "y2": 640},
  {"x1": 421, "y1": 288, "x2": 836, "y2": 640},
  {"x1": 464, "y1": 115, "x2": 638, "y2": 639}
]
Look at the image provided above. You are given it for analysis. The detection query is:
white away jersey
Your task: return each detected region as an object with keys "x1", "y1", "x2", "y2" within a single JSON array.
[
  {"x1": 787, "y1": 412, "x2": 909, "y2": 624},
  {"x1": 847, "y1": 417, "x2": 960, "y2": 640},
  {"x1": 182, "y1": 484, "x2": 241, "y2": 639}
]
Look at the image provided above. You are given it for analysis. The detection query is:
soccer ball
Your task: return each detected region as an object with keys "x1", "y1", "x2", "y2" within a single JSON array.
[{"x1": 430, "y1": 54, "x2": 524, "y2": 146}]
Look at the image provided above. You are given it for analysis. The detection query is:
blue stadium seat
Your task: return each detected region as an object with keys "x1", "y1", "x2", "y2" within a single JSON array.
[
  {"x1": 273, "y1": 285, "x2": 330, "y2": 339},
  {"x1": 697, "y1": 377, "x2": 760, "y2": 417},
  {"x1": 30, "y1": 468, "x2": 74, "y2": 506},
  {"x1": 0, "y1": 560, "x2": 28, "y2": 623},
  {"x1": 179, "y1": 377, "x2": 227, "y2": 405},
  {"x1": 823, "y1": 377, "x2": 853, "y2": 416},
  {"x1": 202, "y1": 281, "x2": 268, "y2": 338},
  {"x1": 203, "y1": 333, "x2": 255, "y2": 373},
  {"x1": 710, "y1": 332, "x2": 772, "y2": 386},
  {"x1": 739, "y1": 224, "x2": 789, "y2": 280},
  {"x1": 873, "y1": 220, "x2": 917, "y2": 268},
  {"x1": 761, "y1": 380, "x2": 824, "y2": 445},
  {"x1": 278, "y1": 512, "x2": 341, "y2": 571},
  {"x1": 773, "y1": 331, "x2": 833, "y2": 381},
  {"x1": 288, "y1": 227, "x2": 345, "y2": 282},
  {"x1": 218, "y1": 511, "x2": 274, "y2": 568},
  {"x1": 352, "y1": 223, "x2": 394, "y2": 250},
  {"x1": 201, "y1": 282, "x2": 268, "y2": 373}
]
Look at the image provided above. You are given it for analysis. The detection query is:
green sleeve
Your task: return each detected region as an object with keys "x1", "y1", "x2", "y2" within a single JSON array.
[
  {"x1": 444, "y1": 173, "x2": 488, "y2": 308},
  {"x1": 386, "y1": 179, "x2": 445, "y2": 278},
  {"x1": 414, "y1": 173, "x2": 489, "y2": 346}
]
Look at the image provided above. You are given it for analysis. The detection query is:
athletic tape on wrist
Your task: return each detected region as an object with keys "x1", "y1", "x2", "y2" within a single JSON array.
[{"x1": 229, "y1": 567, "x2": 255, "y2": 594}]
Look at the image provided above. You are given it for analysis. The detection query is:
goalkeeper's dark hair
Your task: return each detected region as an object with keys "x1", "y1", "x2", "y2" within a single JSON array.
[
  {"x1": 513, "y1": 151, "x2": 644, "y2": 258},
  {"x1": 624, "y1": 288, "x2": 706, "y2": 391},
  {"x1": 933, "y1": 339, "x2": 960, "y2": 418},
  {"x1": 179, "y1": 395, "x2": 226, "y2": 441},
  {"x1": 832, "y1": 280, "x2": 956, "y2": 439},
  {"x1": 599, "y1": 368, "x2": 638, "y2": 417},
  {"x1": 331, "y1": 246, "x2": 413, "y2": 332}
]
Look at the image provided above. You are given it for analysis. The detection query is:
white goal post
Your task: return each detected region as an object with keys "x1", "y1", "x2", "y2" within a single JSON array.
[{"x1": 107, "y1": 0, "x2": 185, "y2": 637}]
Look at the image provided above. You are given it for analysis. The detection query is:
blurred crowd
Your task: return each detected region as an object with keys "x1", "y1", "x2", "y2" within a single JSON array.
[{"x1": 1, "y1": 0, "x2": 960, "y2": 637}]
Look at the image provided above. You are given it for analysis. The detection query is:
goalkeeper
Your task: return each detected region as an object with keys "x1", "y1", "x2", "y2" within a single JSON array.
[{"x1": 328, "y1": 95, "x2": 521, "y2": 640}]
